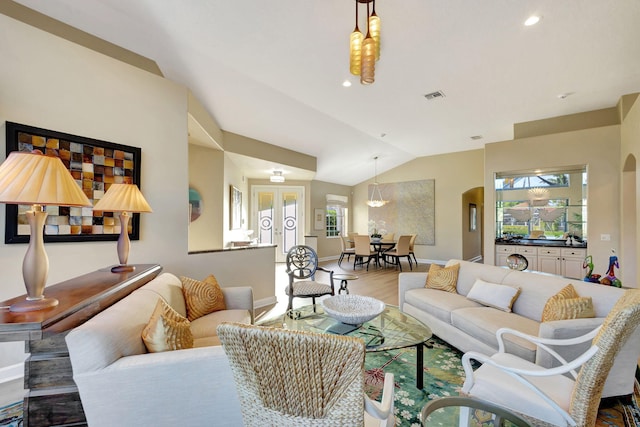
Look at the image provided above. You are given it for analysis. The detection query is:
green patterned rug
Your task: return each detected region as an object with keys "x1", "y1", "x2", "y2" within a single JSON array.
[{"x1": 364, "y1": 336, "x2": 466, "y2": 427}]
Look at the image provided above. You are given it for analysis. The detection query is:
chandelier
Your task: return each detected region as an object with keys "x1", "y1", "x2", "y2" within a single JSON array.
[
  {"x1": 349, "y1": 0, "x2": 381, "y2": 85},
  {"x1": 367, "y1": 156, "x2": 388, "y2": 207}
]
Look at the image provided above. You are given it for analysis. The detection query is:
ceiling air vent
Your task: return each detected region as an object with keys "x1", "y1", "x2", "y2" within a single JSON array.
[
  {"x1": 424, "y1": 90, "x2": 445, "y2": 100},
  {"x1": 470, "y1": 135, "x2": 483, "y2": 140}
]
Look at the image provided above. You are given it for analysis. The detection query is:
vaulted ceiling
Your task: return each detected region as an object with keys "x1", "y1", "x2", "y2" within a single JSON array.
[{"x1": 13, "y1": 0, "x2": 640, "y2": 185}]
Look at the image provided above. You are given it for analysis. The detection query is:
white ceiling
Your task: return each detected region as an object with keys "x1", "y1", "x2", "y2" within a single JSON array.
[{"x1": 14, "y1": 0, "x2": 640, "y2": 185}]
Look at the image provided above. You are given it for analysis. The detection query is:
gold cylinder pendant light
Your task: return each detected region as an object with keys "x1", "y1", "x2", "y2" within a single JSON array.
[
  {"x1": 369, "y1": 0, "x2": 381, "y2": 60},
  {"x1": 360, "y1": 1, "x2": 375, "y2": 85},
  {"x1": 349, "y1": 0, "x2": 363, "y2": 76}
]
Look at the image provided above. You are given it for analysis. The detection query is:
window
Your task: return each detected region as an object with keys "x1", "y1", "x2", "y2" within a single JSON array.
[{"x1": 326, "y1": 204, "x2": 347, "y2": 238}]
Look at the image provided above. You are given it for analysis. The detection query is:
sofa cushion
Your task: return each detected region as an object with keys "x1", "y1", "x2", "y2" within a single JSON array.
[
  {"x1": 466, "y1": 279, "x2": 521, "y2": 312},
  {"x1": 425, "y1": 263, "x2": 460, "y2": 293},
  {"x1": 190, "y1": 309, "x2": 252, "y2": 340},
  {"x1": 541, "y1": 284, "x2": 595, "y2": 322},
  {"x1": 142, "y1": 298, "x2": 194, "y2": 353},
  {"x1": 404, "y1": 288, "x2": 482, "y2": 324},
  {"x1": 452, "y1": 307, "x2": 539, "y2": 361},
  {"x1": 137, "y1": 272, "x2": 187, "y2": 318},
  {"x1": 181, "y1": 275, "x2": 227, "y2": 321},
  {"x1": 446, "y1": 259, "x2": 512, "y2": 296}
]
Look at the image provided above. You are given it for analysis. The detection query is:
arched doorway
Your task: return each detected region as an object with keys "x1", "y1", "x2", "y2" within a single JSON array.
[
  {"x1": 462, "y1": 187, "x2": 484, "y2": 262},
  {"x1": 622, "y1": 154, "x2": 637, "y2": 288}
]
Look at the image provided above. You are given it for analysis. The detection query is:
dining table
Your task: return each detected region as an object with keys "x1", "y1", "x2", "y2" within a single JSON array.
[{"x1": 370, "y1": 239, "x2": 396, "y2": 267}]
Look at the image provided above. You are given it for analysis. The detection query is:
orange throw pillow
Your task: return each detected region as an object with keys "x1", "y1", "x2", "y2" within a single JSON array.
[
  {"x1": 181, "y1": 275, "x2": 227, "y2": 321},
  {"x1": 425, "y1": 263, "x2": 460, "y2": 293}
]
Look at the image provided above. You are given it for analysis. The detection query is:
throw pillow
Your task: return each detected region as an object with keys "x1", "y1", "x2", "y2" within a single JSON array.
[
  {"x1": 541, "y1": 284, "x2": 596, "y2": 322},
  {"x1": 425, "y1": 263, "x2": 460, "y2": 293},
  {"x1": 466, "y1": 278, "x2": 521, "y2": 312},
  {"x1": 181, "y1": 275, "x2": 227, "y2": 321},
  {"x1": 142, "y1": 298, "x2": 193, "y2": 353}
]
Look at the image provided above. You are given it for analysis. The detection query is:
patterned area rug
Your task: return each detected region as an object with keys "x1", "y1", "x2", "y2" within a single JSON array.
[
  {"x1": 364, "y1": 336, "x2": 640, "y2": 427},
  {"x1": 1, "y1": 337, "x2": 638, "y2": 427}
]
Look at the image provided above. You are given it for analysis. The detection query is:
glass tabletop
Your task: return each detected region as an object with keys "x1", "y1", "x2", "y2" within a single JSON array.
[
  {"x1": 420, "y1": 397, "x2": 532, "y2": 427},
  {"x1": 258, "y1": 304, "x2": 431, "y2": 351}
]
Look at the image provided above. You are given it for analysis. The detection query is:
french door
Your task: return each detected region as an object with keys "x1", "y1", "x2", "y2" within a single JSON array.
[{"x1": 251, "y1": 186, "x2": 304, "y2": 262}]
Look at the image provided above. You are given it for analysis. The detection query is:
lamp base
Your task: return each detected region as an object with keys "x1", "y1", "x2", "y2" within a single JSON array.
[
  {"x1": 10, "y1": 297, "x2": 59, "y2": 313},
  {"x1": 111, "y1": 264, "x2": 135, "y2": 273}
]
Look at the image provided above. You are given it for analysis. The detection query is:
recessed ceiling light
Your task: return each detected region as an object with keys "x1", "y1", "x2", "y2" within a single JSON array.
[
  {"x1": 524, "y1": 15, "x2": 541, "y2": 26},
  {"x1": 342, "y1": 80, "x2": 352, "y2": 87},
  {"x1": 557, "y1": 92, "x2": 574, "y2": 99}
]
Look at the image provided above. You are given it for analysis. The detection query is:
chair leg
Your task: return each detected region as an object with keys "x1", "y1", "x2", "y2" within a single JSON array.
[
  {"x1": 338, "y1": 252, "x2": 344, "y2": 266},
  {"x1": 411, "y1": 253, "x2": 418, "y2": 265}
]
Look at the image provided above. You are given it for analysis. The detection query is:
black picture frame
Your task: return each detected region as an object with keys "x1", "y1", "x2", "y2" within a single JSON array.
[{"x1": 5, "y1": 122, "x2": 142, "y2": 244}]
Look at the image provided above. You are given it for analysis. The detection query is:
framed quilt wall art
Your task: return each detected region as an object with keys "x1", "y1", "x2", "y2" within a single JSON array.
[{"x1": 5, "y1": 122, "x2": 142, "y2": 243}]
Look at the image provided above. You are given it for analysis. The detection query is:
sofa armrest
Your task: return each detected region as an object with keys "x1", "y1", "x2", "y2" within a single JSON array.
[
  {"x1": 398, "y1": 272, "x2": 427, "y2": 310},
  {"x1": 222, "y1": 286, "x2": 254, "y2": 323},
  {"x1": 72, "y1": 346, "x2": 243, "y2": 427},
  {"x1": 536, "y1": 317, "x2": 604, "y2": 368}
]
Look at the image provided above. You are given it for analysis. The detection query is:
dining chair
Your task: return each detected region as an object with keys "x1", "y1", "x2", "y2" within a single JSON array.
[
  {"x1": 284, "y1": 245, "x2": 335, "y2": 311},
  {"x1": 382, "y1": 234, "x2": 412, "y2": 271},
  {"x1": 353, "y1": 235, "x2": 379, "y2": 271},
  {"x1": 408, "y1": 234, "x2": 418, "y2": 265},
  {"x1": 347, "y1": 232, "x2": 358, "y2": 248},
  {"x1": 460, "y1": 289, "x2": 640, "y2": 427},
  {"x1": 218, "y1": 322, "x2": 395, "y2": 427},
  {"x1": 339, "y1": 235, "x2": 356, "y2": 266}
]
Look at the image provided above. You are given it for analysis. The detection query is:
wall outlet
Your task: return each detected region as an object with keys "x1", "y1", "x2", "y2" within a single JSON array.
[{"x1": 601, "y1": 234, "x2": 611, "y2": 241}]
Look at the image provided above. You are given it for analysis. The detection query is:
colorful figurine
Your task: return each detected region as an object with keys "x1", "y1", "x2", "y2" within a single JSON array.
[{"x1": 603, "y1": 254, "x2": 622, "y2": 287}]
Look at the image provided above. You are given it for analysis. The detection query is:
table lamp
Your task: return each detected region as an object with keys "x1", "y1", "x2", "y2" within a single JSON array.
[
  {"x1": 0, "y1": 150, "x2": 93, "y2": 312},
  {"x1": 92, "y1": 183, "x2": 152, "y2": 273}
]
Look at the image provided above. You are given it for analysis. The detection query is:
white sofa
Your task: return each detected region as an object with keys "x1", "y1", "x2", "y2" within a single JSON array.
[
  {"x1": 399, "y1": 259, "x2": 640, "y2": 399},
  {"x1": 65, "y1": 272, "x2": 253, "y2": 427}
]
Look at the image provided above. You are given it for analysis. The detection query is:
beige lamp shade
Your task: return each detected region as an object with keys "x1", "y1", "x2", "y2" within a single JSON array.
[
  {"x1": 0, "y1": 150, "x2": 92, "y2": 312},
  {"x1": 93, "y1": 183, "x2": 152, "y2": 213},
  {"x1": 93, "y1": 183, "x2": 151, "y2": 273},
  {"x1": 0, "y1": 151, "x2": 92, "y2": 206}
]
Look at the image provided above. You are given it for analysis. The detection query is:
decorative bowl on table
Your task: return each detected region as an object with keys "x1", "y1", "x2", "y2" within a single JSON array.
[{"x1": 321, "y1": 295, "x2": 386, "y2": 325}]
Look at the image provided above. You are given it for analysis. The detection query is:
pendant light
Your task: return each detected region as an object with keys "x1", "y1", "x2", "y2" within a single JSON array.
[
  {"x1": 360, "y1": 1, "x2": 376, "y2": 85},
  {"x1": 349, "y1": 0, "x2": 381, "y2": 84},
  {"x1": 349, "y1": 1, "x2": 363, "y2": 76},
  {"x1": 367, "y1": 156, "x2": 388, "y2": 208}
]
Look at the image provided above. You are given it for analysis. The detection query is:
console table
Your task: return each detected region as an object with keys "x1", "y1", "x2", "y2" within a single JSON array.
[{"x1": 0, "y1": 264, "x2": 162, "y2": 427}]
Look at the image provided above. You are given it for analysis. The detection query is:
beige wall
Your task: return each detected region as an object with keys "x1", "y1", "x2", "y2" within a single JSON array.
[
  {"x1": 353, "y1": 149, "x2": 485, "y2": 264},
  {"x1": 188, "y1": 144, "x2": 224, "y2": 251},
  {"x1": 484, "y1": 125, "x2": 621, "y2": 276},
  {"x1": 309, "y1": 180, "x2": 352, "y2": 259},
  {"x1": 0, "y1": 14, "x2": 276, "y2": 372},
  {"x1": 620, "y1": 94, "x2": 640, "y2": 288}
]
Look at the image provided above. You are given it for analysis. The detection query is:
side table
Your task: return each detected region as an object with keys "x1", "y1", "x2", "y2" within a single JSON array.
[
  {"x1": 333, "y1": 273, "x2": 358, "y2": 294},
  {"x1": 0, "y1": 264, "x2": 162, "y2": 427},
  {"x1": 420, "y1": 396, "x2": 532, "y2": 427}
]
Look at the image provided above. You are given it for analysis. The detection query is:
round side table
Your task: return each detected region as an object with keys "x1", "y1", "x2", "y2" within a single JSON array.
[
  {"x1": 333, "y1": 273, "x2": 358, "y2": 295},
  {"x1": 420, "y1": 396, "x2": 531, "y2": 427}
]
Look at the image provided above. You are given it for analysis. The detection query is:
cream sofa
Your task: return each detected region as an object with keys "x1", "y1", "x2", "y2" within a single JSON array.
[
  {"x1": 399, "y1": 259, "x2": 640, "y2": 399},
  {"x1": 65, "y1": 272, "x2": 253, "y2": 427}
]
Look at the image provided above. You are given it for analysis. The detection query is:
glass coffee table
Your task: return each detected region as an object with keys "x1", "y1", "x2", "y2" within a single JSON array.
[{"x1": 258, "y1": 303, "x2": 432, "y2": 389}]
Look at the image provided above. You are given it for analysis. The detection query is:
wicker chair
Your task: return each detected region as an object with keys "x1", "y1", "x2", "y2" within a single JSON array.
[
  {"x1": 285, "y1": 245, "x2": 335, "y2": 311},
  {"x1": 460, "y1": 289, "x2": 640, "y2": 427},
  {"x1": 217, "y1": 322, "x2": 395, "y2": 427}
]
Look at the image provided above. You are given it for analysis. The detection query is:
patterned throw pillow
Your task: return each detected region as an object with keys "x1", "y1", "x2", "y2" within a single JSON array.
[
  {"x1": 181, "y1": 275, "x2": 227, "y2": 321},
  {"x1": 142, "y1": 298, "x2": 194, "y2": 353},
  {"x1": 541, "y1": 284, "x2": 596, "y2": 322},
  {"x1": 425, "y1": 263, "x2": 460, "y2": 293}
]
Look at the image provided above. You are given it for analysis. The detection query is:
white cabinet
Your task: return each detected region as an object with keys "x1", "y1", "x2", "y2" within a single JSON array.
[
  {"x1": 495, "y1": 245, "x2": 537, "y2": 271},
  {"x1": 496, "y1": 245, "x2": 586, "y2": 279}
]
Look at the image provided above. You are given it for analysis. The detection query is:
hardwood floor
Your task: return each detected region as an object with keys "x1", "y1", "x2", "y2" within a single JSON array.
[{"x1": 256, "y1": 256, "x2": 430, "y2": 322}]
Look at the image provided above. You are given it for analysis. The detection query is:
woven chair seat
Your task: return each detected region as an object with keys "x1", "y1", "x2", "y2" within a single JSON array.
[{"x1": 285, "y1": 281, "x2": 332, "y2": 297}]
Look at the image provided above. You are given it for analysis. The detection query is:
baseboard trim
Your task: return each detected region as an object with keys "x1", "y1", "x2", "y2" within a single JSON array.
[
  {"x1": 0, "y1": 363, "x2": 23, "y2": 384},
  {"x1": 254, "y1": 296, "x2": 277, "y2": 309}
]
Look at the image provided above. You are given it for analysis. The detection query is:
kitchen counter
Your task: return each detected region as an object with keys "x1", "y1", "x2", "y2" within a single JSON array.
[{"x1": 495, "y1": 238, "x2": 587, "y2": 248}]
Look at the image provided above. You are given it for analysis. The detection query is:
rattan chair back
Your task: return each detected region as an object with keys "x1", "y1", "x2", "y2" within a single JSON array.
[
  {"x1": 218, "y1": 322, "x2": 366, "y2": 426},
  {"x1": 569, "y1": 289, "x2": 640, "y2": 426}
]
